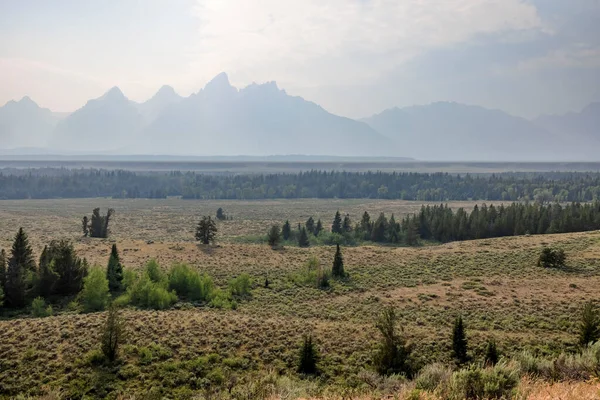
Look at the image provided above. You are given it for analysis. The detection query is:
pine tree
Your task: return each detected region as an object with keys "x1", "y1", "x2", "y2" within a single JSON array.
[
  {"x1": 371, "y1": 213, "x2": 388, "y2": 242},
  {"x1": 452, "y1": 316, "x2": 468, "y2": 364},
  {"x1": 5, "y1": 228, "x2": 36, "y2": 308},
  {"x1": 297, "y1": 334, "x2": 319, "y2": 375},
  {"x1": 298, "y1": 227, "x2": 310, "y2": 248},
  {"x1": 405, "y1": 218, "x2": 419, "y2": 246},
  {"x1": 82, "y1": 216, "x2": 89, "y2": 237},
  {"x1": 0, "y1": 249, "x2": 6, "y2": 294},
  {"x1": 342, "y1": 214, "x2": 352, "y2": 233},
  {"x1": 101, "y1": 303, "x2": 126, "y2": 362},
  {"x1": 37, "y1": 246, "x2": 57, "y2": 299},
  {"x1": 282, "y1": 220, "x2": 291, "y2": 240},
  {"x1": 195, "y1": 216, "x2": 217, "y2": 244},
  {"x1": 484, "y1": 340, "x2": 499, "y2": 366},
  {"x1": 332, "y1": 244, "x2": 345, "y2": 278},
  {"x1": 579, "y1": 301, "x2": 600, "y2": 346},
  {"x1": 306, "y1": 217, "x2": 315, "y2": 235},
  {"x1": 388, "y1": 214, "x2": 400, "y2": 243},
  {"x1": 107, "y1": 244, "x2": 124, "y2": 294},
  {"x1": 314, "y1": 219, "x2": 323, "y2": 236},
  {"x1": 267, "y1": 225, "x2": 282, "y2": 247},
  {"x1": 360, "y1": 211, "x2": 372, "y2": 239},
  {"x1": 48, "y1": 240, "x2": 87, "y2": 297},
  {"x1": 216, "y1": 207, "x2": 226, "y2": 220},
  {"x1": 331, "y1": 211, "x2": 343, "y2": 234}
]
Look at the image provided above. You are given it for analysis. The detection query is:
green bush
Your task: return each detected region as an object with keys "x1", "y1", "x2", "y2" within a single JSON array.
[
  {"x1": 127, "y1": 261, "x2": 177, "y2": 310},
  {"x1": 84, "y1": 349, "x2": 105, "y2": 366},
  {"x1": 113, "y1": 293, "x2": 131, "y2": 308},
  {"x1": 447, "y1": 363, "x2": 519, "y2": 400},
  {"x1": 209, "y1": 288, "x2": 236, "y2": 309},
  {"x1": 138, "y1": 346, "x2": 153, "y2": 365},
  {"x1": 514, "y1": 351, "x2": 554, "y2": 379},
  {"x1": 229, "y1": 273, "x2": 252, "y2": 298},
  {"x1": 537, "y1": 247, "x2": 566, "y2": 268},
  {"x1": 291, "y1": 257, "x2": 331, "y2": 289},
  {"x1": 481, "y1": 362, "x2": 519, "y2": 398},
  {"x1": 447, "y1": 366, "x2": 484, "y2": 400},
  {"x1": 81, "y1": 266, "x2": 110, "y2": 312},
  {"x1": 31, "y1": 296, "x2": 53, "y2": 318},
  {"x1": 168, "y1": 263, "x2": 215, "y2": 302},
  {"x1": 122, "y1": 269, "x2": 138, "y2": 290},
  {"x1": 414, "y1": 363, "x2": 452, "y2": 392},
  {"x1": 146, "y1": 259, "x2": 166, "y2": 283}
]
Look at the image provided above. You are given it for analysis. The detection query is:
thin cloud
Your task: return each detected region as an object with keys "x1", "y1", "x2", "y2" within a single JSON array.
[{"x1": 191, "y1": 0, "x2": 543, "y2": 86}]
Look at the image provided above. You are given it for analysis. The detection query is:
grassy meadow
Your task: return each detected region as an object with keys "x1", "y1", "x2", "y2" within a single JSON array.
[{"x1": 0, "y1": 198, "x2": 599, "y2": 399}]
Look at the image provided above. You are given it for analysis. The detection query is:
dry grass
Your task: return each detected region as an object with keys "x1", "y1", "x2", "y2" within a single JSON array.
[{"x1": 518, "y1": 379, "x2": 600, "y2": 399}]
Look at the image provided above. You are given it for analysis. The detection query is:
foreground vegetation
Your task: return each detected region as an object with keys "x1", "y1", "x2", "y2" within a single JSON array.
[{"x1": 1, "y1": 198, "x2": 600, "y2": 398}]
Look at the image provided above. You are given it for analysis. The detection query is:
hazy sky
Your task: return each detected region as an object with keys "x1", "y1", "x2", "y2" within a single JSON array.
[{"x1": 1, "y1": 0, "x2": 598, "y2": 118}]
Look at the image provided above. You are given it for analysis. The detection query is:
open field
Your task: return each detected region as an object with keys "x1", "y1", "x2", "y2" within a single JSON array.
[{"x1": 1, "y1": 198, "x2": 600, "y2": 398}]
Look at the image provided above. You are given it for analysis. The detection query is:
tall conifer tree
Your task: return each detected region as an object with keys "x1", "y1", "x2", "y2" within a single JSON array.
[{"x1": 107, "y1": 244, "x2": 124, "y2": 293}]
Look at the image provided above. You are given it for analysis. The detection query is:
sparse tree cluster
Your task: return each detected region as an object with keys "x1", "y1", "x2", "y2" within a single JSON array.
[
  {"x1": 82, "y1": 208, "x2": 114, "y2": 238},
  {"x1": 1, "y1": 229, "x2": 88, "y2": 309}
]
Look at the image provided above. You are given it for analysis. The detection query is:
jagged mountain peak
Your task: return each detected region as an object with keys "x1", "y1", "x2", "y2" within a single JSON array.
[{"x1": 100, "y1": 86, "x2": 127, "y2": 101}]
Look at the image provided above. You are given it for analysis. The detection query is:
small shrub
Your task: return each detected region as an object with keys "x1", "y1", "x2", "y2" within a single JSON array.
[
  {"x1": 415, "y1": 363, "x2": 452, "y2": 392},
  {"x1": 448, "y1": 366, "x2": 484, "y2": 400},
  {"x1": 229, "y1": 273, "x2": 252, "y2": 298},
  {"x1": 67, "y1": 300, "x2": 81, "y2": 312},
  {"x1": 85, "y1": 349, "x2": 106, "y2": 366},
  {"x1": 138, "y1": 346, "x2": 153, "y2": 365},
  {"x1": 514, "y1": 351, "x2": 554, "y2": 379},
  {"x1": 209, "y1": 288, "x2": 235, "y2": 309},
  {"x1": 537, "y1": 247, "x2": 566, "y2": 268},
  {"x1": 31, "y1": 296, "x2": 52, "y2": 318},
  {"x1": 481, "y1": 362, "x2": 519, "y2": 398},
  {"x1": 113, "y1": 293, "x2": 131, "y2": 308},
  {"x1": 291, "y1": 256, "x2": 331, "y2": 289}
]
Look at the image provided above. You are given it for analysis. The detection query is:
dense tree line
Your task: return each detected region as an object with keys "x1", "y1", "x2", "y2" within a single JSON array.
[
  {"x1": 3, "y1": 169, "x2": 600, "y2": 201},
  {"x1": 412, "y1": 201, "x2": 600, "y2": 243},
  {"x1": 289, "y1": 201, "x2": 600, "y2": 247}
]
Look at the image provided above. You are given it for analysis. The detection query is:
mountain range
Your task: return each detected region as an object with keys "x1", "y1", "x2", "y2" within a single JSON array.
[{"x1": 0, "y1": 73, "x2": 598, "y2": 160}]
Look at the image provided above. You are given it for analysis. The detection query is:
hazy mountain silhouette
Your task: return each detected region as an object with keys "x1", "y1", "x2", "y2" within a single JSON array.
[
  {"x1": 362, "y1": 102, "x2": 589, "y2": 161},
  {"x1": 135, "y1": 85, "x2": 182, "y2": 123},
  {"x1": 0, "y1": 97, "x2": 63, "y2": 148},
  {"x1": 53, "y1": 87, "x2": 144, "y2": 152},
  {"x1": 2, "y1": 74, "x2": 599, "y2": 160},
  {"x1": 139, "y1": 73, "x2": 395, "y2": 156},
  {"x1": 535, "y1": 103, "x2": 600, "y2": 145}
]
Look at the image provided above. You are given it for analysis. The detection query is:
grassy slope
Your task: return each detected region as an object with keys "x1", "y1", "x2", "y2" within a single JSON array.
[{"x1": 0, "y1": 199, "x2": 599, "y2": 398}]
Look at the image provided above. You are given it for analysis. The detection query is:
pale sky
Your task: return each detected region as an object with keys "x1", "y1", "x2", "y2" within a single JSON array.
[{"x1": 1, "y1": 0, "x2": 599, "y2": 118}]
